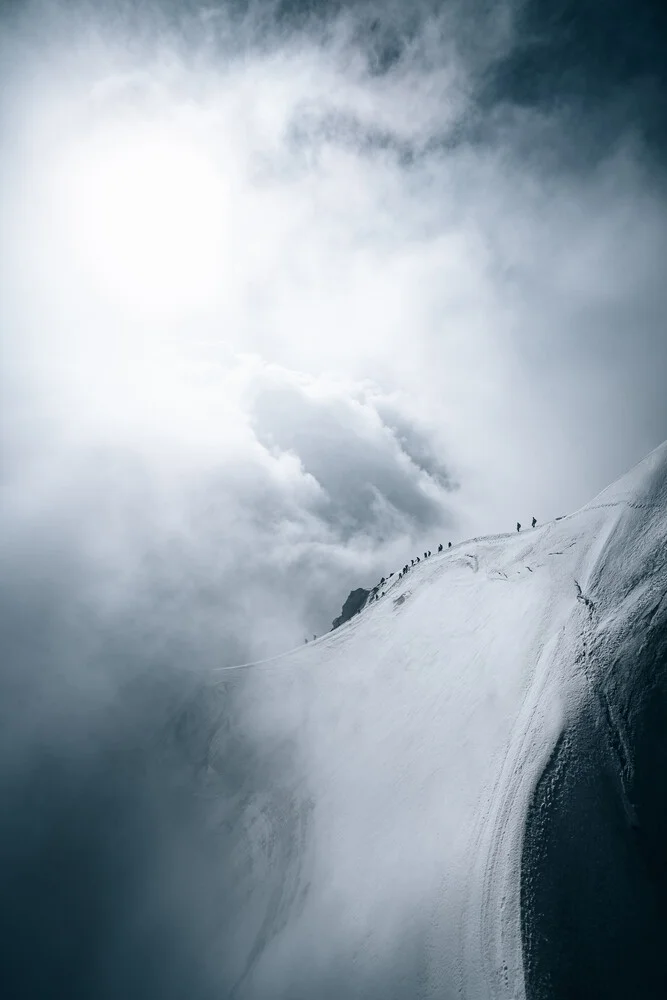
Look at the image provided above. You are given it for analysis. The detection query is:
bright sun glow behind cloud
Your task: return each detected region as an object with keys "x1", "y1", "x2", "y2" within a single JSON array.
[{"x1": 57, "y1": 122, "x2": 227, "y2": 316}]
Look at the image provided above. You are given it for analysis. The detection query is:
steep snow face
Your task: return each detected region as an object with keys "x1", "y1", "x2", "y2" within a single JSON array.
[
  {"x1": 206, "y1": 443, "x2": 667, "y2": 999},
  {"x1": 522, "y1": 443, "x2": 667, "y2": 998}
]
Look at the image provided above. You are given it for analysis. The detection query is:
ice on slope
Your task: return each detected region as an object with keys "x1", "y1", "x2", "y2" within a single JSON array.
[{"x1": 207, "y1": 442, "x2": 667, "y2": 1000}]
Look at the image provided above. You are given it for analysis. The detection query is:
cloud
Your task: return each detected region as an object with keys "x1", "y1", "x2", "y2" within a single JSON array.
[
  {"x1": 246, "y1": 361, "x2": 456, "y2": 535},
  {"x1": 1, "y1": 0, "x2": 667, "y2": 995},
  {"x1": 6, "y1": 1, "x2": 666, "y2": 550}
]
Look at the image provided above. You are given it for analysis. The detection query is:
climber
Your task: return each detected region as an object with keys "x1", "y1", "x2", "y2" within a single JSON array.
[
  {"x1": 517, "y1": 522, "x2": 521, "y2": 532},
  {"x1": 438, "y1": 543, "x2": 443, "y2": 552},
  {"x1": 532, "y1": 516, "x2": 537, "y2": 528},
  {"x1": 448, "y1": 542, "x2": 452, "y2": 548}
]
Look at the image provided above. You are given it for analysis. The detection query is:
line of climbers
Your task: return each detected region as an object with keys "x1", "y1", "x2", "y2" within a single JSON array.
[
  {"x1": 324, "y1": 515, "x2": 543, "y2": 637},
  {"x1": 373, "y1": 515, "x2": 540, "y2": 597},
  {"x1": 368, "y1": 542, "x2": 450, "y2": 599}
]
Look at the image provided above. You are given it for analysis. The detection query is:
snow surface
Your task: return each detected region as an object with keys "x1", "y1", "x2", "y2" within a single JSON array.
[{"x1": 204, "y1": 442, "x2": 667, "y2": 999}]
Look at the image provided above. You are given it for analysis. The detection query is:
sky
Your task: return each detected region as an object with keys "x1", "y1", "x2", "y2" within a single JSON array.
[
  {"x1": 0, "y1": 0, "x2": 666, "y2": 996},
  {"x1": 2, "y1": 0, "x2": 667, "y2": 651}
]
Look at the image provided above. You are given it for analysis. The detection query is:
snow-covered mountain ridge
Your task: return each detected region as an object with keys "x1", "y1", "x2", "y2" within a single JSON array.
[{"x1": 205, "y1": 442, "x2": 667, "y2": 999}]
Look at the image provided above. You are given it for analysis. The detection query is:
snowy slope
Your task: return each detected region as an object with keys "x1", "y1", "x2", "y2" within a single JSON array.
[{"x1": 205, "y1": 442, "x2": 667, "y2": 1000}]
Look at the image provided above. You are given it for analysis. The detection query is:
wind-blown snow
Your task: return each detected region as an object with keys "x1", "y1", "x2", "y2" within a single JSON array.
[{"x1": 201, "y1": 442, "x2": 667, "y2": 999}]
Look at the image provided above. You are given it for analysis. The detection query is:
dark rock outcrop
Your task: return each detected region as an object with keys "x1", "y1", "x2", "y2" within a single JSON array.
[{"x1": 331, "y1": 588, "x2": 370, "y2": 631}]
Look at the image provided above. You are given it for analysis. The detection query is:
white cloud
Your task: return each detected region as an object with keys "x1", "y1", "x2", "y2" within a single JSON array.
[{"x1": 3, "y1": 1, "x2": 667, "y2": 658}]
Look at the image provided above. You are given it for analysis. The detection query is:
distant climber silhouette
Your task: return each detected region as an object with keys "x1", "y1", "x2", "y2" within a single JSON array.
[
  {"x1": 517, "y1": 522, "x2": 521, "y2": 532},
  {"x1": 448, "y1": 542, "x2": 452, "y2": 548},
  {"x1": 438, "y1": 543, "x2": 443, "y2": 552},
  {"x1": 532, "y1": 516, "x2": 537, "y2": 528}
]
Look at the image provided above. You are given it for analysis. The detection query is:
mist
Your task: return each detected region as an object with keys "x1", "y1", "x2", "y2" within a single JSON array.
[{"x1": 1, "y1": 0, "x2": 666, "y2": 996}]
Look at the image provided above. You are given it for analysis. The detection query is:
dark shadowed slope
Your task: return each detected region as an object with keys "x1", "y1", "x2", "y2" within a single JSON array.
[{"x1": 522, "y1": 446, "x2": 667, "y2": 999}]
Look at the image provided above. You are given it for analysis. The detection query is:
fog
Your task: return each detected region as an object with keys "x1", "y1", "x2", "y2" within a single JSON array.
[{"x1": 1, "y1": 0, "x2": 666, "y2": 996}]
